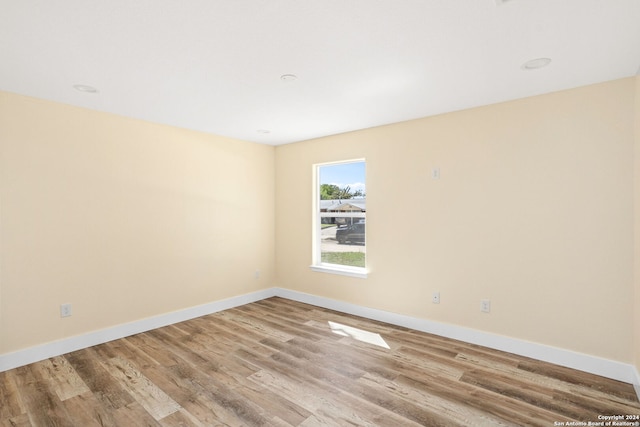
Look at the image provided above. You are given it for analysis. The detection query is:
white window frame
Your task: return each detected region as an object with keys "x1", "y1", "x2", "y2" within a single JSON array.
[{"x1": 310, "y1": 159, "x2": 368, "y2": 279}]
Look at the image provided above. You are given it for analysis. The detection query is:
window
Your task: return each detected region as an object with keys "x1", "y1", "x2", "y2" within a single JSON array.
[{"x1": 311, "y1": 159, "x2": 367, "y2": 278}]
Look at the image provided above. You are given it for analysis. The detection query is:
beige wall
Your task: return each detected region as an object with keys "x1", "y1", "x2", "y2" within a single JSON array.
[
  {"x1": 635, "y1": 75, "x2": 640, "y2": 375},
  {"x1": 275, "y1": 78, "x2": 636, "y2": 363},
  {"x1": 0, "y1": 91, "x2": 275, "y2": 354}
]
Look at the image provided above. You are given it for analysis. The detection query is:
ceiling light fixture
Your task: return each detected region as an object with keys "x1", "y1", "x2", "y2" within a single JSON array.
[
  {"x1": 280, "y1": 74, "x2": 298, "y2": 82},
  {"x1": 257, "y1": 129, "x2": 271, "y2": 134},
  {"x1": 73, "y1": 84, "x2": 99, "y2": 93},
  {"x1": 521, "y1": 58, "x2": 552, "y2": 70}
]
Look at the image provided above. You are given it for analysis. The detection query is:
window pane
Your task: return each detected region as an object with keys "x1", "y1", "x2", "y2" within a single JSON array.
[
  {"x1": 321, "y1": 216, "x2": 365, "y2": 267},
  {"x1": 317, "y1": 161, "x2": 366, "y2": 269}
]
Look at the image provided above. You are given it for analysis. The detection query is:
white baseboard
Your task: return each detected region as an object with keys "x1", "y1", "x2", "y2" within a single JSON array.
[
  {"x1": 1, "y1": 285, "x2": 639, "y2": 399},
  {"x1": 273, "y1": 288, "x2": 640, "y2": 388},
  {"x1": 0, "y1": 288, "x2": 276, "y2": 372}
]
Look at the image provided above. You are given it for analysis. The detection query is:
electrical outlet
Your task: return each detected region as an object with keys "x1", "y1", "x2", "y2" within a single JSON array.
[
  {"x1": 481, "y1": 299, "x2": 491, "y2": 313},
  {"x1": 254, "y1": 270, "x2": 260, "y2": 279},
  {"x1": 432, "y1": 292, "x2": 440, "y2": 304},
  {"x1": 60, "y1": 303, "x2": 72, "y2": 318}
]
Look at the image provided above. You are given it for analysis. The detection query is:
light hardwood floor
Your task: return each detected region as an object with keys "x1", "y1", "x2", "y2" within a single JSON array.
[{"x1": 1, "y1": 297, "x2": 638, "y2": 426}]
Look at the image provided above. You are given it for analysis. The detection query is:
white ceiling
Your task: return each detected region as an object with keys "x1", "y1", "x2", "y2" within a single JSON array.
[{"x1": 1, "y1": 0, "x2": 639, "y2": 145}]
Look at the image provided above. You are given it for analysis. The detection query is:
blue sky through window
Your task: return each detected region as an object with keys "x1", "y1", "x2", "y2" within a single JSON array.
[{"x1": 319, "y1": 161, "x2": 366, "y2": 196}]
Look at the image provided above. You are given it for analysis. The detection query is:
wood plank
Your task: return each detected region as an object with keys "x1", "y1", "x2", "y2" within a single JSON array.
[
  {"x1": 0, "y1": 413, "x2": 31, "y2": 427},
  {"x1": 248, "y1": 368, "x2": 425, "y2": 427},
  {"x1": 61, "y1": 391, "x2": 113, "y2": 427},
  {"x1": 32, "y1": 356, "x2": 90, "y2": 401},
  {"x1": 396, "y1": 373, "x2": 570, "y2": 426},
  {"x1": 158, "y1": 409, "x2": 206, "y2": 427},
  {"x1": 0, "y1": 370, "x2": 26, "y2": 420},
  {"x1": 102, "y1": 356, "x2": 182, "y2": 421},
  {"x1": 65, "y1": 347, "x2": 135, "y2": 411},
  {"x1": 112, "y1": 401, "x2": 163, "y2": 427},
  {"x1": 359, "y1": 372, "x2": 519, "y2": 427},
  {"x1": 11, "y1": 364, "x2": 74, "y2": 427},
  {"x1": 518, "y1": 359, "x2": 640, "y2": 402}
]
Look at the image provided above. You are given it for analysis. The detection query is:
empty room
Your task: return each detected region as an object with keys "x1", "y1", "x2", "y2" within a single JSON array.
[{"x1": 1, "y1": 0, "x2": 640, "y2": 425}]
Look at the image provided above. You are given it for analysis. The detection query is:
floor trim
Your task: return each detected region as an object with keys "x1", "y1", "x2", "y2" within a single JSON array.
[
  {"x1": 273, "y1": 288, "x2": 640, "y2": 388},
  {"x1": 0, "y1": 288, "x2": 277, "y2": 372},
  {"x1": 1, "y1": 286, "x2": 638, "y2": 399}
]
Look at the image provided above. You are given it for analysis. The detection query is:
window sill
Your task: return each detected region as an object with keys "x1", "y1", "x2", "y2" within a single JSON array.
[{"x1": 310, "y1": 264, "x2": 368, "y2": 279}]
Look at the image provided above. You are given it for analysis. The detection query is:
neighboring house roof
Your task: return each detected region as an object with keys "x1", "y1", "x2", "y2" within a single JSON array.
[
  {"x1": 319, "y1": 200, "x2": 342, "y2": 211},
  {"x1": 320, "y1": 199, "x2": 366, "y2": 212},
  {"x1": 333, "y1": 202, "x2": 365, "y2": 212}
]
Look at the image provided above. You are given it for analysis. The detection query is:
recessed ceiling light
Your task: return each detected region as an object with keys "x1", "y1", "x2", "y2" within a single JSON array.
[
  {"x1": 73, "y1": 84, "x2": 99, "y2": 93},
  {"x1": 257, "y1": 129, "x2": 271, "y2": 134},
  {"x1": 521, "y1": 58, "x2": 552, "y2": 70},
  {"x1": 280, "y1": 74, "x2": 298, "y2": 82}
]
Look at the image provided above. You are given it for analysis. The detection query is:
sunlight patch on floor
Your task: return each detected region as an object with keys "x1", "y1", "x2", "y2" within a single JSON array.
[{"x1": 328, "y1": 321, "x2": 390, "y2": 349}]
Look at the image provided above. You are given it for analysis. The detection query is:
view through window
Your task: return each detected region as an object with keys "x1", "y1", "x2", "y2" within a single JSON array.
[{"x1": 316, "y1": 160, "x2": 366, "y2": 272}]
